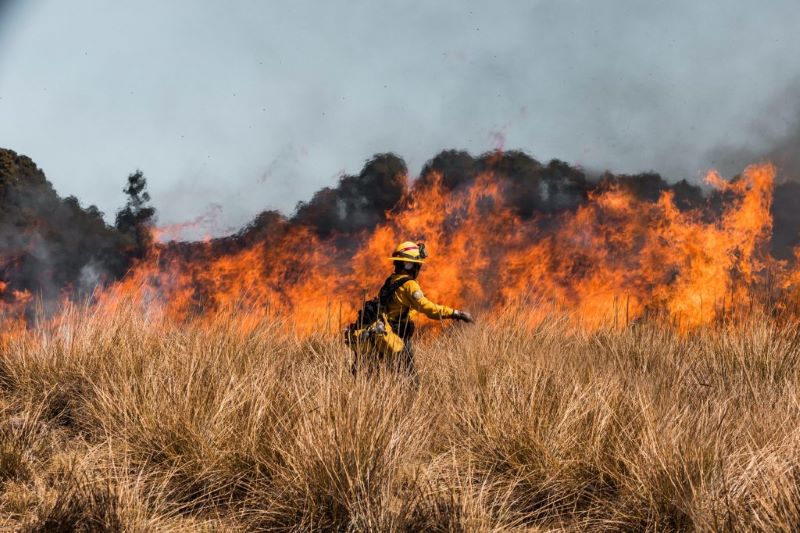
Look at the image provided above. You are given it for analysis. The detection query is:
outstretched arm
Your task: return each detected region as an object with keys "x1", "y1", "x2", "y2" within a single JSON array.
[{"x1": 398, "y1": 280, "x2": 473, "y2": 322}]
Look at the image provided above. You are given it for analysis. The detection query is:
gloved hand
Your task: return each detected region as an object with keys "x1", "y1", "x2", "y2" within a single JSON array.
[{"x1": 452, "y1": 310, "x2": 475, "y2": 323}]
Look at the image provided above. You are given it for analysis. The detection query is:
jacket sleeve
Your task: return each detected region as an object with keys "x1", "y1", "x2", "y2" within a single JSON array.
[{"x1": 397, "y1": 280, "x2": 455, "y2": 320}]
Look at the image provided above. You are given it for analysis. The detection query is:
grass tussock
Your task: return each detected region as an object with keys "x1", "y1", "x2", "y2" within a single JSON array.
[{"x1": 0, "y1": 304, "x2": 800, "y2": 530}]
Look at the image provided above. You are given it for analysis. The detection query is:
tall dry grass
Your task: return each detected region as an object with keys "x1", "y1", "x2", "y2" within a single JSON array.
[{"x1": 1, "y1": 303, "x2": 799, "y2": 531}]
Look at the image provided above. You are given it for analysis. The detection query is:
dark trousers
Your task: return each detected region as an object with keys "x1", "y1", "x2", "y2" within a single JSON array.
[{"x1": 393, "y1": 337, "x2": 418, "y2": 383}]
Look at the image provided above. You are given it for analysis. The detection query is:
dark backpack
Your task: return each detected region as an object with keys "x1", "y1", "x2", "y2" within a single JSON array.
[{"x1": 349, "y1": 275, "x2": 413, "y2": 331}]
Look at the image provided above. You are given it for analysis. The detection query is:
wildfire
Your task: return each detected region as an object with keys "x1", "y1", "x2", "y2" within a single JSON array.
[{"x1": 0, "y1": 160, "x2": 795, "y2": 334}]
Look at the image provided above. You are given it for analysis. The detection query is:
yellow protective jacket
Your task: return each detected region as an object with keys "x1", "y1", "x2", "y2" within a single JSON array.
[{"x1": 384, "y1": 274, "x2": 455, "y2": 324}]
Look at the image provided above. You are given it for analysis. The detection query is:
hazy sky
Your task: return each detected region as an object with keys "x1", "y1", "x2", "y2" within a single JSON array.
[{"x1": 0, "y1": 1, "x2": 798, "y2": 235}]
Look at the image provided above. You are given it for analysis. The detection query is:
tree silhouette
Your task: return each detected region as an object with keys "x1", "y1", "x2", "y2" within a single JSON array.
[{"x1": 115, "y1": 170, "x2": 156, "y2": 256}]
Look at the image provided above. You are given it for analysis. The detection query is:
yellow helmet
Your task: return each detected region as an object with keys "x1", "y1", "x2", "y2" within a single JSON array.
[{"x1": 388, "y1": 241, "x2": 428, "y2": 263}]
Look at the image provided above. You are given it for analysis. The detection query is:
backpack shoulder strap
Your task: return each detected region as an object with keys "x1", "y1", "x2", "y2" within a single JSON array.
[{"x1": 378, "y1": 275, "x2": 413, "y2": 306}]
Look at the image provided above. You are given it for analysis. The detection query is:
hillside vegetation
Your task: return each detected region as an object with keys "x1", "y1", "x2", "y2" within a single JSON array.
[{"x1": 0, "y1": 307, "x2": 799, "y2": 531}]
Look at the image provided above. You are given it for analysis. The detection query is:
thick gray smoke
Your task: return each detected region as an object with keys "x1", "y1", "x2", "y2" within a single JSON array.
[
  {"x1": 705, "y1": 82, "x2": 800, "y2": 258},
  {"x1": 706, "y1": 82, "x2": 800, "y2": 180},
  {"x1": 0, "y1": 149, "x2": 136, "y2": 311},
  {"x1": 1, "y1": 1, "x2": 799, "y2": 230},
  {"x1": 0, "y1": 142, "x2": 798, "y2": 319}
]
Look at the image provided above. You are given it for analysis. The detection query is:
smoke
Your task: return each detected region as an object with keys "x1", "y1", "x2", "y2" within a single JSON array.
[
  {"x1": 705, "y1": 81, "x2": 800, "y2": 258},
  {"x1": 0, "y1": 149, "x2": 132, "y2": 308},
  {"x1": 292, "y1": 154, "x2": 408, "y2": 236},
  {"x1": 415, "y1": 149, "x2": 706, "y2": 219},
  {"x1": 0, "y1": 0, "x2": 17, "y2": 32},
  {"x1": 706, "y1": 82, "x2": 800, "y2": 180},
  {"x1": 0, "y1": 0, "x2": 22, "y2": 70},
  {"x1": 0, "y1": 143, "x2": 795, "y2": 318},
  {"x1": 2, "y1": 0, "x2": 798, "y2": 227}
]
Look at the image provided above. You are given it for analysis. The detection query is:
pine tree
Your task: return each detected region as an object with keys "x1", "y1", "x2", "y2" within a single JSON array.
[{"x1": 115, "y1": 170, "x2": 156, "y2": 255}]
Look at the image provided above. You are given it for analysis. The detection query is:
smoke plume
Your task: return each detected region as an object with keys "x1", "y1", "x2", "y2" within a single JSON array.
[{"x1": 0, "y1": 144, "x2": 797, "y2": 323}]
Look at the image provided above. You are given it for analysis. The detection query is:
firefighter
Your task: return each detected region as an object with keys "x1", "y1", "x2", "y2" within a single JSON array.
[{"x1": 378, "y1": 241, "x2": 474, "y2": 379}]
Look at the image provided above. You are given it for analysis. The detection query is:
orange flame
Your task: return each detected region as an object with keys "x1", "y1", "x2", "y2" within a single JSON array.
[{"x1": 1, "y1": 161, "x2": 796, "y2": 335}]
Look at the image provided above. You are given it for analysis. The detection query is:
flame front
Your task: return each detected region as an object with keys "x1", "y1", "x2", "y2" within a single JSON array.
[{"x1": 75, "y1": 161, "x2": 788, "y2": 334}]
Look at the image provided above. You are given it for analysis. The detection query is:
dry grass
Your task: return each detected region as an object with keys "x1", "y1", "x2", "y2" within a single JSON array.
[{"x1": 1, "y1": 304, "x2": 800, "y2": 531}]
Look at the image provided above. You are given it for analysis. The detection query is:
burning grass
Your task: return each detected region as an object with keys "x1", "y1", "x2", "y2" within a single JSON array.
[{"x1": 0, "y1": 306, "x2": 800, "y2": 531}]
